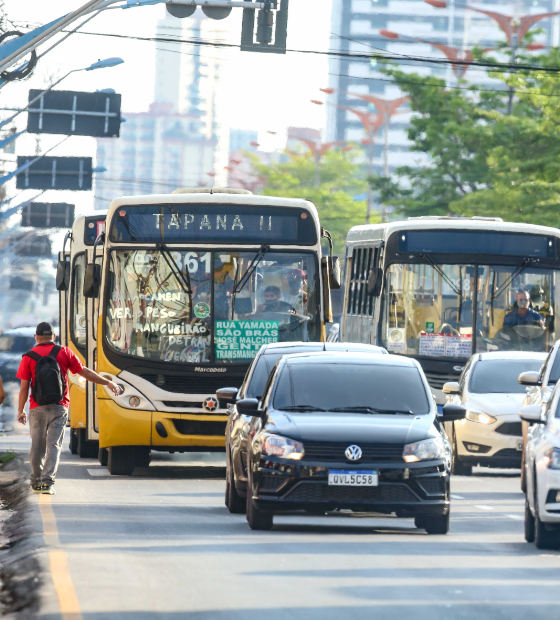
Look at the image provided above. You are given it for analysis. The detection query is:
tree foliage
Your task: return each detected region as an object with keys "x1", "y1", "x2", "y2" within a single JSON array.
[
  {"x1": 371, "y1": 49, "x2": 560, "y2": 226},
  {"x1": 254, "y1": 149, "x2": 373, "y2": 252}
]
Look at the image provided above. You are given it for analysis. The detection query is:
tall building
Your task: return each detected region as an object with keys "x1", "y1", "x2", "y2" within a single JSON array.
[
  {"x1": 94, "y1": 7, "x2": 230, "y2": 206},
  {"x1": 327, "y1": 0, "x2": 558, "y2": 176},
  {"x1": 229, "y1": 129, "x2": 259, "y2": 154}
]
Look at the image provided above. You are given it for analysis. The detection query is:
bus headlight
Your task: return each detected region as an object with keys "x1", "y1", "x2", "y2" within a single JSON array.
[{"x1": 100, "y1": 374, "x2": 155, "y2": 411}]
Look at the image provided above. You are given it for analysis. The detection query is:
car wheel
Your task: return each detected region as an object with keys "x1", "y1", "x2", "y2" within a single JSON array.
[
  {"x1": 524, "y1": 499, "x2": 535, "y2": 543},
  {"x1": 69, "y1": 429, "x2": 78, "y2": 455},
  {"x1": 246, "y1": 469, "x2": 273, "y2": 530},
  {"x1": 520, "y1": 449, "x2": 527, "y2": 493},
  {"x1": 424, "y1": 512, "x2": 450, "y2": 535},
  {"x1": 98, "y1": 447, "x2": 108, "y2": 467},
  {"x1": 414, "y1": 514, "x2": 428, "y2": 529},
  {"x1": 451, "y1": 432, "x2": 472, "y2": 476},
  {"x1": 107, "y1": 446, "x2": 136, "y2": 476},
  {"x1": 534, "y1": 508, "x2": 560, "y2": 550},
  {"x1": 226, "y1": 460, "x2": 246, "y2": 514}
]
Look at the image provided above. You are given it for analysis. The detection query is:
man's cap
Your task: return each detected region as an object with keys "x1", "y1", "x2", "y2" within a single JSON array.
[{"x1": 36, "y1": 322, "x2": 54, "y2": 336}]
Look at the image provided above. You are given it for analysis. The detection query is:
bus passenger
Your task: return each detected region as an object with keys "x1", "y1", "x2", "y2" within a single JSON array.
[{"x1": 503, "y1": 290, "x2": 544, "y2": 328}]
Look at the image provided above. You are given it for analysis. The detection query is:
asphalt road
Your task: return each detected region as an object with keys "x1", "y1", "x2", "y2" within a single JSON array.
[{"x1": 10, "y1": 438, "x2": 560, "y2": 620}]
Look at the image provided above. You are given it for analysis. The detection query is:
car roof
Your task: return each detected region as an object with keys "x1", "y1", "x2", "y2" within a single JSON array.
[
  {"x1": 475, "y1": 351, "x2": 547, "y2": 362},
  {"x1": 280, "y1": 351, "x2": 418, "y2": 367},
  {"x1": 261, "y1": 342, "x2": 388, "y2": 355},
  {"x1": 0, "y1": 327, "x2": 37, "y2": 337}
]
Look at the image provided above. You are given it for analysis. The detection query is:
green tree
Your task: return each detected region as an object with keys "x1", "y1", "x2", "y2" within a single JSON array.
[
  {"x1": 254, "y1": 149, "x2": 373, "y2": 252},
  {"x1": 371, "y1": 49, "x2": 560, "y2": 226}
]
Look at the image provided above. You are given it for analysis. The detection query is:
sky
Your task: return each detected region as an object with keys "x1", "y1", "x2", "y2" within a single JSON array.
[{"x1": 1, "y1": 0, "x2": 333, "y2": 215}]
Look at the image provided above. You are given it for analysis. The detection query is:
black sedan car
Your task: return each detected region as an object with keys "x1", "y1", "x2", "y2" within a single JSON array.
[
  {"x1": 233, "y1": 352, "x2": 465, "y2": 533},
  {"x1": 217, "y1": 342, "x2": 388, "y2": 515}
]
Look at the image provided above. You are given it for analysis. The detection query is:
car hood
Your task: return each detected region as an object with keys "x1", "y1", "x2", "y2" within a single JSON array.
[
  {"x1": 266, "y1": 410, "x2": 436, "y2": 444},
  {"x1": 466, "y1": 393, "x2": 526, "y2": 417}
]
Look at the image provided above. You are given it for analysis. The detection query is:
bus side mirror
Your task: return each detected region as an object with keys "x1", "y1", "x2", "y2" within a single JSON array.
[
  {"x1": 321, "y1": 256, "x2": 333, "y2": 323},
  {"x1": 367, "y1": 267, "x2": 383, "y2": 297},
  {"x1": 329, "y1": 256, "x2": 341, "y2": 290},
  {"x1": 83, "y1": 263, "x2": 101, "y2": 298},
  {"x1": 56, "y1": 260, "x2": 70, "y2": 291}
]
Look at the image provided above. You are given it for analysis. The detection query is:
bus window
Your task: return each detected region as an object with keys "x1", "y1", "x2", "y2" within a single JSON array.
[{"x1": 71, "y1": 254, "x2": 87, "y2": 350}]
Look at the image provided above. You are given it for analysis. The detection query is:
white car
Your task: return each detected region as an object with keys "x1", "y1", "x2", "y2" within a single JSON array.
[
  {"x1": 521, "y1": 391, "x2": 560, "y2": 550},
  {"x1": 518, "y1": 339, "x2": 560, "y2": 491},
  {"x1": 443, "y1": 351, "x2": 546, "y2": 475}
]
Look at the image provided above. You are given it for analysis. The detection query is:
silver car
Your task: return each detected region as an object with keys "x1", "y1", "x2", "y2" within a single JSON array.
[{"x1": 443, "y1": 351, "x2": 546, "y2": 475}]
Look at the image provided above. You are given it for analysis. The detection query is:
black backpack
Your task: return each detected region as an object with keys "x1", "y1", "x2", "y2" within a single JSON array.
[{"x1": 24, "y1": 345, "x2": 66, "y2": 406}]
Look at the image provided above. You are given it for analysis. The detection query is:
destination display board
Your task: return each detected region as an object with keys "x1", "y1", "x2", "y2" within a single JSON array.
[
  {"x1": 215, "y1": 320, "x2": 279, "y2": 360},
  {"x1": 419, "y1": 333, "x2": 472, "y2": 358},
  {"x1": 109, "y1": 205, "x2": 317, "y2": 245}
]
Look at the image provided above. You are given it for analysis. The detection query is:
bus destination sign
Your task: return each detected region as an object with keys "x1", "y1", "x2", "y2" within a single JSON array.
[{"x1": 109, "y1": 205, "x2": 317, "y2": 245}]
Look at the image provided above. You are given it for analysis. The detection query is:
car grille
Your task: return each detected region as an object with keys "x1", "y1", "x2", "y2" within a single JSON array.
[
  {"x1": 259, "y1": 475, "x2": 288, "y2": 492},
  {"x1": 303, "y1": 442, "x2": 404, "y2": 463},
  {"x1": 283, "y1": 482, "x2": 419, "y2": 503},
  {"x1": 134, "y1": 372, "x2": 244, "y2": 394},
  {"x1": 171, "y1": 419, "x2": 227, "y2": 436},
  {"x1": 163, "y1": 401, "x2": 204, "y2": 409},
  {"x1": 423, "y1": 371, "x2": 460, "y2": 391},
  {"x1": 492, "y1": 448, "x2": 522, "y2": 459},
  {"x1": 417, "y1": 478, "x2": 446, "y2": 496},
  {"x1": 494, "y1": 422, "x2": 522, "y2": 437}
]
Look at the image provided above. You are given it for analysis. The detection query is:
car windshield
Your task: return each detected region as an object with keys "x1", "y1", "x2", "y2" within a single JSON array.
[
  {"x1": 381, "y1": 263, "x2": 560, "y2": 358},
  {"x1": 105, "y1": 249, "x2": 319, "y2": 364},
  {"x1": 0, "y1": 335, "x2": 36, "y2": 353},
  {"x1": 273, "y1": 362, "x2": 430, "y2": 414},
  {"x1": 469, "y1": 359, "x2": 544, "y2": 394}
]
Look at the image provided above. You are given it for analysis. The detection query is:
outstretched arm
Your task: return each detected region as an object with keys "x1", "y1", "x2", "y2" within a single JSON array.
[{"x1": 78, "y1": 368, "x2": 121, "y2": 395}]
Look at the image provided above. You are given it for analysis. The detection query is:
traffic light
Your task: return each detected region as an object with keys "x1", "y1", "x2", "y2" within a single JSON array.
[{"x1": 21, "y1": 202, "x2": 75, "y2": 228}]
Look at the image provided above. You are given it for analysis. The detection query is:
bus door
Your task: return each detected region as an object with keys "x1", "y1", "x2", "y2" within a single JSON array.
[
  {"x1": 86, "y1": 250, "x2": 103, "y2": 441},
  {"x1": 57, "y1": 250, "x2": 70, "y2": 347},
  {"x1": 342, "y1": 242, "x2": 384, "y2": 345}
]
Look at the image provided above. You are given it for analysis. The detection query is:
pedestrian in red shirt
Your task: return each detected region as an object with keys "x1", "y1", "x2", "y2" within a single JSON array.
[{"x1": 17, "y1": 322, "x2": 120, "y2": 494}]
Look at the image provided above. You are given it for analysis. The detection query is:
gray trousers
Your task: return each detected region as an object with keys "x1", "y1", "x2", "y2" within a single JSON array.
[{"x1": 29, "y1": 404, "x2": 68, "y2": 486}]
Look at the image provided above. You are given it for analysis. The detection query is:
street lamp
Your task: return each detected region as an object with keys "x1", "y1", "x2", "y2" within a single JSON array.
[
  {"x1": 424, "y1": 0, "x2": 559, "y2": 112},
  {"x1": 0, "y1": 57, "x2": 124, "y2": 130}
]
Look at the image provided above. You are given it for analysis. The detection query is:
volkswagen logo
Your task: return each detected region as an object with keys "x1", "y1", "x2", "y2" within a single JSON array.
[
  {"x1": 203, "y1": 397, "x2": 219, "y2": 413},
  {"x1": 345, "y1": 445, "x2": 362, "y2": 461}
]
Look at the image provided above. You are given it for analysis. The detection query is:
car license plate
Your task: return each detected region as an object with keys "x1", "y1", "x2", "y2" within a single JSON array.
[
  {"x1": 328, "y1": 470, "x2": 378, "y2": 486},
  {"x1": 517, "y1": 441, "x2": 523, "y2": 451}
]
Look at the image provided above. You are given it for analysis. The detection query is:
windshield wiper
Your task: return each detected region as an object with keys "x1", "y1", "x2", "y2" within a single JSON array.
[
  {"x1": 231, "y1": 244, "x2": 270, "y2": 318},
  {"x1": 280, "y1": 405, "x2": 328, "y2": 412},
  {"x1": 158, "y1": 243, "x2": 193, "y2": 300},
  {"x1": 329, "y1": 406, "x2": 413, "y2": 415}
]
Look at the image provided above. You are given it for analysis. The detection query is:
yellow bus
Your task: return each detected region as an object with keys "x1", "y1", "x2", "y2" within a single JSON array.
[
  {"x1": 57, "y1": 213, "x2": 107, "y2": 458},
  {"x1": 79, "y1": 188, "x2": 337, "y2": 475}
]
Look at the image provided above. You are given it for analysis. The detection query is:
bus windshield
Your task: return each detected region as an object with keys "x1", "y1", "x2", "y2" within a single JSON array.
[
  {"x1": 105, "y1": 249, "x2": 319, "y2": 364},
  {"x1": 380, "y1": 262, "x2": 560, "y2": 358}
]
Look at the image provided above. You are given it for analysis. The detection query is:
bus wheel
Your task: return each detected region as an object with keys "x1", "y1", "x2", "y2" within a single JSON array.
[
  {"x1": 77, "y1": 430, "x2": 99, "y2": 459},
  {"x1": 69, "y1": 430, "x2": 78, "y2": 455},
  {"x1": 107, "y1": 446, "x2": 136, "y2": 476},
  {"x1": 98, "y1": 447, "x2": 108, "y2": 467},
  {"x1": 134, "y1": 447, "x2": 151, "y2": 468}
]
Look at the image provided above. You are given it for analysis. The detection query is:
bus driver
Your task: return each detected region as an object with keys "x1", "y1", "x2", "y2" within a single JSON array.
[{"x1": 503, "y1": 290, "x2": 544, "y2": 329}]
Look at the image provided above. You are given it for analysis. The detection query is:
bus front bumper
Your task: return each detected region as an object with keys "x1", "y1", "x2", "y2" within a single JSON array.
[{"x1": 98, "y1": 399, "x2": 227, "y2": 450}]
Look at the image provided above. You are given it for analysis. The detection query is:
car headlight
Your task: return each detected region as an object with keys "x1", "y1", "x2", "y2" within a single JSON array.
[
  {"x1": 545, "y1": 448, "x2": 560, "y2": 469},
  {"x1": 403, "y1": 436, "x2": 445, "y2": 463},
  {"x1": 466, "y1": 411, "x2": 497, "y2": 425},
  {"x1": 261, "y1": 434, "x2": 304, "y2": 460}
]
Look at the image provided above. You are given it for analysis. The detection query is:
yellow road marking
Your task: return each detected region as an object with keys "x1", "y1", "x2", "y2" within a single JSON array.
[{"x1": 38, "y1": 494, "x2": 83, "y2": 620}]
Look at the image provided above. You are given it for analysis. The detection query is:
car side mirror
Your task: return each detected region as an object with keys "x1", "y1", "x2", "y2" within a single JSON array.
[
  {"x1": 367, "y1": 267, "x2": 383, "y2": 297},
  {"x1": 518, "y1": 371, "x2": 540, "y2": 386},
  {"x1": 236, "y1": 398, "x2": 265, "y2": 418},
  {"x1": 441, "y1": 404, "x2": 467, "y2": 421},
  {"x1": 83, "y1": 263, "x2": 101, "y2": 298},
  {"x1": 519, "y1": 404, "x2": 544, "y2": 424},
  {"x1": 216, "y1": 387, "x2": 238, "y2": 407},
  {"x1": 329, "y1": 256, "x2": 341, "y2": 290},
  {"x1": 442, "y1": 381, "x2": 461, "y2": 395},
  {"x1": 56, "y1": 259, "x2": 70, "y2": 291}
]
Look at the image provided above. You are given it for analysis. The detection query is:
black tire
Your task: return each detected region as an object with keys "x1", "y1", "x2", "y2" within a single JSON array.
[
  {"x1": 134, "y1": 447, "x2": 151, "y2": 468},
  {"x1": 525, "y1": 499, "x2": 535, "y2": 543},
  {"x1": 246, "y1": 471, "x2": 273, "y2": 530},
  {"x1": 520, "y1": 449, "x2": 527, "y2": 493},
  {"x1": 414, "y1": 514, "x2": 428, "y2": 529},
  {"x1": 107, "y1": 446, "x2": 136, "y2": 476},
  {"x1": 451, "y1": 431, "x2": 472, "y2": 476},
  {"x1": 69, "y1": 429, "x2": 78, "y2": 455},
  {"x1": 534, "y1": 509, "x2": 560, "y2": 550},
  {"x1": 226, "y1": 463, "x2": 246, "y2": 514},
  {"x1": 77, "y1": 429, "x2": 99, "y2": 459},
  {"x1": 424, "y1": 512, "x2": 450, "y2": 535},
  {"x1": 98, "y1": 447, "x2": 108, "y2": 467}
]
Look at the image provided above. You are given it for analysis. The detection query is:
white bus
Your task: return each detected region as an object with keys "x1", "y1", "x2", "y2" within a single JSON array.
[{"x1": 341, "y1": 216, "x2": 560, "y2": 407}]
